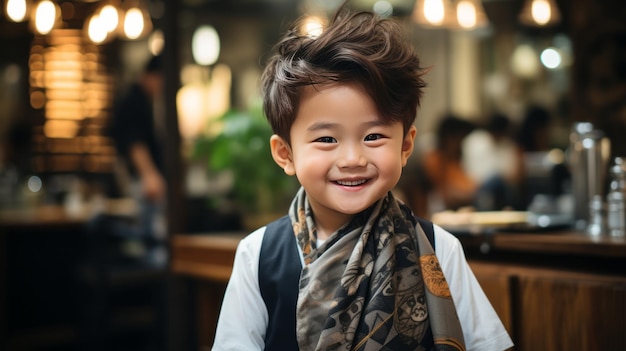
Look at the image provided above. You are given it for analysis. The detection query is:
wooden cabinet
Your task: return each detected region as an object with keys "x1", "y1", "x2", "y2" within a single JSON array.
[
  {"x1": 468, "y1": 261, "x2": 514, "y2": 335},
  {"x1": 516, "y1": 272, "x2": 626, "y2": 351},
  {"x1": 466, "y1": 232, "x2": 626, "y2": 351}
]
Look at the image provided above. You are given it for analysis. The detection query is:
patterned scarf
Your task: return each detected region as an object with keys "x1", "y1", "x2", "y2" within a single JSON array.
[{"x1": 290, "y1": 187, "x2": 466, "y2": 351}]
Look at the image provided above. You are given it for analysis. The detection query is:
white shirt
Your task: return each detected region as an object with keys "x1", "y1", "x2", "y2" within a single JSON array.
[{"x1": 213, "y1": 224, "x2": 513, "y2": 351}]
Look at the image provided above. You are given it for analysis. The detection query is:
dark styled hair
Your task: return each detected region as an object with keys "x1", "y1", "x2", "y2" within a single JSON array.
[{"x1": 261, "y1": 8, "x2": 427, "y2": 143}]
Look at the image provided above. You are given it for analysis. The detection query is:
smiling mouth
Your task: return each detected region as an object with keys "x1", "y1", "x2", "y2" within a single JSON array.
[{"x1": 334, "y1": 179, "x2": 368, "y2": 186}]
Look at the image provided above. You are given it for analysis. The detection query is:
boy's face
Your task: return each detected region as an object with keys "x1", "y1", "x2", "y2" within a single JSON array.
[{"x1": 271, "y1": 83, "x2": 416, "y2": 233}]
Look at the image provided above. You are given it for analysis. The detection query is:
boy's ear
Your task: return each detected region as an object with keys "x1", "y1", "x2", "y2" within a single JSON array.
[
  {"x1": 270, "y1": 134, "x2": 296, "y2": 176},
  {"x1": 401, "y1": 125, "x2": 417, "y2": 167}
]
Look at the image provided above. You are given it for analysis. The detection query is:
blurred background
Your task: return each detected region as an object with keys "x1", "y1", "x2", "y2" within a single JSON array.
[{"x1": 1, "y1": 0, "x2": 625, "y2": 350}]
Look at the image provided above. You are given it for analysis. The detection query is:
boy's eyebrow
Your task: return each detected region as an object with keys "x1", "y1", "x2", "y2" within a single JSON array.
[
  {"x1": 364, "y1": 120, "x2": 387, "y2": 128},
  {"x1": 306, "y1": 121, "x2": 337, "y2": 131},
  {"x1": 306, "y1": 119, "x2": 386, "y2": 132}
]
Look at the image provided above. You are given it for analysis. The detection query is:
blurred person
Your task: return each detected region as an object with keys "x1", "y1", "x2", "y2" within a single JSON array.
[
  {"x1": 106, "y1": 54, "x2": 167, "y2": 267},
  {"x1": 423, "y1": 114, "x2": 478, "y2": 213},
  {"x1": 77, "y1": 55, "x2": 169, "y2": 350},
  {"x1": 463, "y1": 112, "x2": 525, "y2": 210},
  {"x1": 515, "y1": 105, "x2": 570, "y2": 209},
  {"x1": 516, "y1": 105, "x2": 552, "y2": 153}
]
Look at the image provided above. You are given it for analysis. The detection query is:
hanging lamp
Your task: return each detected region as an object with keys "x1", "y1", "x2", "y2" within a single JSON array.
[
  {"x1": 519, "y1": 0, "x2": 561, "y2": 27},
  {"x1": 455, "y1": 0, "x2": 489, "y2": 30},
  {"x1": 413, "y1": 0, "x2": 456, "y2": 29}
]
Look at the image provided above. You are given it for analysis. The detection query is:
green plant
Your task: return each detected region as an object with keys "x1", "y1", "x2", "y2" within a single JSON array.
[{"x1": 192, "y1": 103, "x2": 298, "y2": 214}]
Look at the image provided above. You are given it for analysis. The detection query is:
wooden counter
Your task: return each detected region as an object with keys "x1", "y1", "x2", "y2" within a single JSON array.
[
  {"x1": 170, "y1": 229, "x2": 626, "y2": 280},
  {"x1": 0, "y1": 199, "x2": 137, "y2": 230},
  {"x1": 171, "y1": 229, "x2": 626, "y2": 351},
  {"x1": 171, "y1": 233, "x2": 245, "y2": 282},
  {"x1": 467, "y1": 229, "x2": 626, "y2": 258},
  {"x1": 0, "y1": 205, "x2": 89, "y2": 230}
]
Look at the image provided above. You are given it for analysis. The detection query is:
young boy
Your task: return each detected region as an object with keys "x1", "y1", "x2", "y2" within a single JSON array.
[{"x1": 213, "y1": 7, "x2": 513, "y2": 351}]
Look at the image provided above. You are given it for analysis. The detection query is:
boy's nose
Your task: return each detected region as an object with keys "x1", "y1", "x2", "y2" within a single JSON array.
[{"x1": 337, "y1": 145, "x2": 367, "y2": 168}]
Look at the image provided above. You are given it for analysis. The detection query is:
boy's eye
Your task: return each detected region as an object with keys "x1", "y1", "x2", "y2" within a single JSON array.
[
  {"x1": 315, "y1": 136, "x2": 336, "y2": 143},
  {"x1": 364, "y1": 134, "x2": 384, "y2": 141}
]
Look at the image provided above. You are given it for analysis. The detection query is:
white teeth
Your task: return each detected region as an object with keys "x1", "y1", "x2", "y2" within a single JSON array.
[{"x1": 336, "y1": 179, "x2": 367, "y2": 186}]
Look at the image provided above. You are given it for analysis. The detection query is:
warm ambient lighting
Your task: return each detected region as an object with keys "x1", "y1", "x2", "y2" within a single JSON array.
[
  {"x1": 28, "y1": 29, "x2": 115, "y2": 172},
  {"x1": 99, "y1": 4, "x2": 120, "y2": 33},
  {"x1": 421, "y1": 0, "x2": 447, "y2": 26},
  {"x1": 177, "y1": 64, "x2": 232, "y2": 139},
  {"x1": 86, "y1": 0, "x2": 123, "y2": 43},
  {"x1": 3, "y1": 0, "x2": 153, "y2": 44},
  {"x1": 121, "y1": 0, "x2": 152, "y2": 40},
  {"x1": 123, "y1": 7, "x2": 144, "y2": 39},
  {"x1": 455, "y1": 0, "x2": 488, "y2": 29},
  {"x1": 532, "y1": 0, "x2": 551, "y2": 24},
  {"x1": 413, "y1": 0, "x2": 488, "y2": 30},
  {"x1": 6, "y1": 0, "x2": 28, "y2": 22},
  {"x1": 148, "y1": 30, "x2": 164, "y2": 55},
  {"x1": 519, "y1": 0, "x2": 561, "y2": 27},
  {"x1": 192, "y1": 25, "x2": 220, "y2": 66},
  {"x1": 456, "y1": 1, "x2": 476, "y2": 28},
  {"x1": 511, "y1": 44, "x2": 540, "y2": 79},
  {"x1": 34, "y1": 0, "x2": 58, "y2": 35},
  {"x1": 87, "y1": 14, "x2": 108, "y2": 44},
  {"x1": 44, "y1": 120, "x2": 80, "y2": 139},
  {"x1": 300, "y1": 16, "x2": 325, "y2": 38},
  {"x1": 83, "y1": 0, "x2": 153, "y2": 43}
]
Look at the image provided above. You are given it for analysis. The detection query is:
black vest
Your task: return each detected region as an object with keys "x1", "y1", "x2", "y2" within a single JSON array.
[{"x1": 258, "y1": 215, "x2": 435, "y2": 351}]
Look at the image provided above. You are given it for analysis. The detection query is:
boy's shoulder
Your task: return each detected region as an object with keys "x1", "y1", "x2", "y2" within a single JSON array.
[
  {"x1": 266, "y1": 214, "x2": 290, "y2": 229},
  {"x1": 261, "y1": 215, "x2": 295, "y2": 247},
  {"x1": 239, "y1": 215, "x2": 290, "y2": 250}
]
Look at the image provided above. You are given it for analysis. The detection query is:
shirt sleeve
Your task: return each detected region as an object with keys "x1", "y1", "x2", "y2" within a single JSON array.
[
  {"x1": 212, "y1": 227, "x2": 268, "y2": 351},
  {"x1": 434, "y1": 225, "x2": 514, "y2": 351}
]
